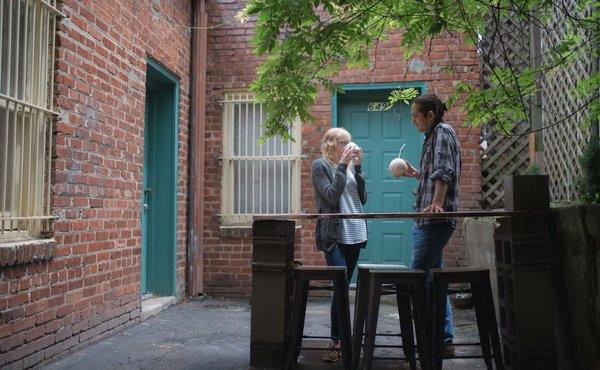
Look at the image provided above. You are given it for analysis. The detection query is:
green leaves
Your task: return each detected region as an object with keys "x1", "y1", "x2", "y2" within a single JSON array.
[
  {"x1": 388, "y1": 88, "x2": 420, "y2": 107},
  {"x1": 578, "y1": 139, "x2": 600, "y2": 204},
  {"x1": 244, "y1": 0, "x2": 600, "y2": 139}
]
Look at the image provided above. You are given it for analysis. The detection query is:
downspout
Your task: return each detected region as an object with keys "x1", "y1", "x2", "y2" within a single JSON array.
[{"x1": 187, "y1": 0, "x2": 207, "y2": 297}]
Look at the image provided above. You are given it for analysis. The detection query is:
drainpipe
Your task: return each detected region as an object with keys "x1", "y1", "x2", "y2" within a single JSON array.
[
  {"x1": 529, "y1": 17, "x2": 544, "y2": 170},
  {"x1": 187, "y1": 0, "x2": 207, "y2": 297}
]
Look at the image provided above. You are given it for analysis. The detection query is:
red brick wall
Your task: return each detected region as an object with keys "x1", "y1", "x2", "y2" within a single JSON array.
[
  {"x1": 0, "y1": 0, "x2": 191, "y2": 368},
  {"x1": 205, "y1": 2, "x2": 481, "y2": 295}
]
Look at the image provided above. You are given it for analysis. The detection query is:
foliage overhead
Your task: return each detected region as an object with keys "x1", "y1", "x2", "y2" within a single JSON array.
[{"x1": 241, "y1": 0, "x2": 600, "y2": 139}]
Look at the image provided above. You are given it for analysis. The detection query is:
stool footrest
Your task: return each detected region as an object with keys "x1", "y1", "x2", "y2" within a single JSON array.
[
  {"x1": 373, "y1": 344, "x2": 404, "y2": 349},
  {"x1": 307, "y1": 285, "x2": 334, "y2": 291},
  {"x1": 298, "y1": 346, "x2": 335, "y2": 351},
  {"x1": 302, "y1": 335, "x2": 333, "y2": 340},
  {"x1": 372, "y1": 356, "x2": 410, "y2": 361}
]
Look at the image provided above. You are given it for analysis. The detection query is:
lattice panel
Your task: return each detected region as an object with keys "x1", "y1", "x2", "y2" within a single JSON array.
[
  {"x1": 541, "y1": 3, "x2": 593, "y2": 202},
  {"x1": 481, "y1": 123, "x2": 531, "y2": 209},
  {"x1": 479, "y1": 10, "x2": 532, "y2": 209}
]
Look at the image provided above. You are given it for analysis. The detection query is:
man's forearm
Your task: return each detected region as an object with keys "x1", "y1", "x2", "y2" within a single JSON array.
[{"x1": 432, "y1": 180, "x2": 449, "y2": 207}]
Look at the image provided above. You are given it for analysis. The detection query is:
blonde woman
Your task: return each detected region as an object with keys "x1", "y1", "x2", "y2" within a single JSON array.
[{"x1": 311, "y1": 127, "x2": 367, "y2": 363}]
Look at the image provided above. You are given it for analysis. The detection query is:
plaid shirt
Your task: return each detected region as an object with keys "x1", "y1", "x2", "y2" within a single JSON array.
[{"x1": 414, "y1": 122, "x2": 462, "y2": 227}]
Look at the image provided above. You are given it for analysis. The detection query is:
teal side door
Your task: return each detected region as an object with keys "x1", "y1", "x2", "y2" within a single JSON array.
[
  {"x1": 141, "y1": 59, "x2": 179, "y2": 296},
  {"x1": 336, "y1": 86, "x2": 423, "y2": 273}
]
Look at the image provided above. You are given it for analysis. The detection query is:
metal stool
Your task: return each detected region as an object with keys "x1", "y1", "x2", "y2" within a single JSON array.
[
  {"x1": 285, "y1": 266, "x2": 352, "y2": 370},
  {"x1": 431, "y1": 267, "x2": 504, "y2": 370},
  {"x1": 354, "y1": 265, "x2": 431, "y2": 370}
]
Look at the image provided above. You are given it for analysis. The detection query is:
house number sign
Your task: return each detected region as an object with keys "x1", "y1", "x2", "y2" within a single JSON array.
[{"x1": 367, "y1": 102, "x2": 392, "y2": 111}]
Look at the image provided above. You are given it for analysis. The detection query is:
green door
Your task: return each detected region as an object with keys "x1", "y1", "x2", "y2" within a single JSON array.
[
  {"x1": 337, "y1": 87, "x2": 423, "y2": 271},
  {"x1": 141, "y1": 59, "x2": 179, "y2": 296}
]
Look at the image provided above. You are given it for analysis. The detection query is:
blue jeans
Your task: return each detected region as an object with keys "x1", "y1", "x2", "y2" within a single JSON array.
[
  {"x1": 411, "y1": 223, "x2": 455, "y2": 344},
  {"x1": 323, "y1": 241, "x2": 365, "y2": 340}
]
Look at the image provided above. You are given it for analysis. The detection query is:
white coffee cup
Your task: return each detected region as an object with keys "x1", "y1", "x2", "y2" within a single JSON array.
[
  {"x1": 346, "y1": 141, "x2": 360, "y2": 152},
  {"x1": 388, "y1": 157, "x2": 407, "y2": 177}
]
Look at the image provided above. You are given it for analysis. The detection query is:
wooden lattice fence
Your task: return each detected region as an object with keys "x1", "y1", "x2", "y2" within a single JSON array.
[
  {"x1": 541, "y1": 2, "x2": 594, "y2": 202},
  {"x1": 479, "y1": 5, "x2": 597, "y2": 208},
  {"x1": 479, "y1": 10, "x2": 532, "y2": 209}
]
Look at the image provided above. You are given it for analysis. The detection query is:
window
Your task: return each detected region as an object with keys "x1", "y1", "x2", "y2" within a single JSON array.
[
  {"x1": 0, "y1": 0, "x2": 60, "y2": 240},
  {"x1": 221, "y1": 92, "x2": 301, "y2": 226}
]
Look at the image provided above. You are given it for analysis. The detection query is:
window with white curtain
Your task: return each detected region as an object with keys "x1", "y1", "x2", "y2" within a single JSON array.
[
  {"x1": 221, "y1": 92, "x2": 301, "y2": 226},
  {"x1": 0, "y1": 0, "x2": 61, "y2": 240}
]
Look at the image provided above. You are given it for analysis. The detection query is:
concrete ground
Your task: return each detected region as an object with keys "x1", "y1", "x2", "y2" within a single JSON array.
[{"x1": 40, "y1": 297, "x2": 488, "y2": 370}]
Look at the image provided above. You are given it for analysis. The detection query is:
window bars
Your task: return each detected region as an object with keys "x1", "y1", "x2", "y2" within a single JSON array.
[
  {"x1": 0, "y1": 0, "x2": 61, "y2": 239},
  {"x1": 221, "y1": 92, "x2": 301, "y2": 226}
]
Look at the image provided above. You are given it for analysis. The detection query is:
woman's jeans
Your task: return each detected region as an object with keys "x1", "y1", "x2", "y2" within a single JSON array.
[
  {"x1": 411, "y1": 223, "x2": 455, "y2": 344},
  {"x1": 323, "y1": 241, "x2": 365, "y2": 340}
]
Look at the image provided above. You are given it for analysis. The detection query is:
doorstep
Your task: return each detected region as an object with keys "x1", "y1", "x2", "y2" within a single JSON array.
[{"x1": 141, "y1": 294, "x2": 177, "y2": 320}]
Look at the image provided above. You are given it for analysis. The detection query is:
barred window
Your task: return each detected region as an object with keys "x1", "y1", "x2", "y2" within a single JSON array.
[
  {"x1": 0, "y1": 0, "x2": 61, "y2": 240},
  {"x1": 221, "y1": 92, "x2": 301, "y2": 226}
]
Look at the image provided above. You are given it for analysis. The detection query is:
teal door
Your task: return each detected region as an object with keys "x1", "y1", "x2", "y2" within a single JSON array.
[
  {"x1": 141, "y1": 59, "x2": 179, "y2": 296},
  {"x1": 337, "y1": 87, "x2": 423, "y2": 271}
]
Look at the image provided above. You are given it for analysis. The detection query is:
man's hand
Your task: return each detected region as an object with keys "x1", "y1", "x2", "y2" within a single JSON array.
[
  {"x1": 423, "y1": 203, "x2": 444, "y2": 212},
  {"x1": 403, "y1": 161, "x2": 420, "y2": 178}
]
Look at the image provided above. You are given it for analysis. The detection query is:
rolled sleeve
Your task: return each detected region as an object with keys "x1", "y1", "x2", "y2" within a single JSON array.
[{"x1": 429, "y1": 128, "x2": 456, "y2": 184}]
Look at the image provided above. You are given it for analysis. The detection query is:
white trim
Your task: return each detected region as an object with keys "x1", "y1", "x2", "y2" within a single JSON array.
[
  {"x1": 0, "y1": 0, "x2": 57, "y2": 238},
  {"x1": 220, "y1": 92, "x2": 302, "y2": 226}
]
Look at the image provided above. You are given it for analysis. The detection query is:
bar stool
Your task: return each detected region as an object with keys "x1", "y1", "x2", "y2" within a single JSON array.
[
  {"x1": 353, "y1": 265, "x2": 431, "y2": 370},
  {"x1": 431, "y1": 267, "x2": 504, "y2": 370},
  {"x1": 285, "y1": 266, "x2": 352, "y2": 370}
]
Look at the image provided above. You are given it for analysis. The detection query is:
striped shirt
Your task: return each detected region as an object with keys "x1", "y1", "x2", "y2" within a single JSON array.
[
  {"x1": 324, "y1": 161, "x2": 368, "y2": 244},
  {"x1": 414, "y1": 122, "x2": 462, "y2": 227}
]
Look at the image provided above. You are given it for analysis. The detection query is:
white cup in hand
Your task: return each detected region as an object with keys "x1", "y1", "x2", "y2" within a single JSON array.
[
  {"x1": 346, "y1": 141, "x2": 360, "y2": 152},
  {"x1": 388, "y1": 158, "x2": 407, "y2": 177}
]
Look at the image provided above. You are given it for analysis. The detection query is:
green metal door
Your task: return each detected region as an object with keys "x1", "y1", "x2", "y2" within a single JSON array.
[
  {"x1": 336, "y1": 86, "x2": 423, "y2": 271},
  {"x1": 141, "y1": 59, "x2": 179, "y2": 296}
]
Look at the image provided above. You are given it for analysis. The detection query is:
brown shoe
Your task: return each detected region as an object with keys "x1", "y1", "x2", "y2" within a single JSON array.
[{"x1": 322, "y1": 348, "x2": 341, "y2": 363}]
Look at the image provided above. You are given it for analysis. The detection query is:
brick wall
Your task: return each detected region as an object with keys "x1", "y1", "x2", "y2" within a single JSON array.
[
  {"x1": 0, "y1": 0, "x2": 191, "y2": 368},
  {"x1": 204, "y1": 2, "x2": 481, "y2": 296}
]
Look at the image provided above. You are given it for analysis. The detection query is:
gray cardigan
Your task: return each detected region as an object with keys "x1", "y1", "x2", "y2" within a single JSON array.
[{"x1": 311, "y1": 158, "x2": 367, "y2": 251}]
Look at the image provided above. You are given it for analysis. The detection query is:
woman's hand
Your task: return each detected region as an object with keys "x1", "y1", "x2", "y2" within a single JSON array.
[
  {"x1": 403, "y1": 161, "x2": 420, "y2": 178},
  {"x1": 353, "y1": 147, "x2": 363, "y2": 165},
  {"x1": 339, "y1": 145, "x2": 355, "y2": 165}
]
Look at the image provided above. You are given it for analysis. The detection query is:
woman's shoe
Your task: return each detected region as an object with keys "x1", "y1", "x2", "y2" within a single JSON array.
[{"x1": 322, "y1": 348, "x2": 341, "y2": 363}]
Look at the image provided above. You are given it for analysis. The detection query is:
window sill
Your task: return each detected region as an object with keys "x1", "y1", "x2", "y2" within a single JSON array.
[
  {"x1": 219, "y1": 224, "x2": 302, "y2": 239},
  {"x1": 0, "y1": 238, "x2": 56, "y2": 267}
]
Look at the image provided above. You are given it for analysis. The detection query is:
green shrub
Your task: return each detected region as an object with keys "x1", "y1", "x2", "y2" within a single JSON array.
[
  {"x1": 578, "y1": 139, "x2": 600, "y2": 204},
  {"x1": 523, "y1": 162, "x2": 541, "y2": 175}
]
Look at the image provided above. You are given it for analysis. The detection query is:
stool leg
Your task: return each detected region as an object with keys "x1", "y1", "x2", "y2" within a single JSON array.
[
  {"x1": 483, "y1": 279, "x2": 504, "y2": 370},
  {"x1": 352, "y1": 268, "x2": 369, "y2": 370},
  {"x1": 473, "y1": 282, "x2": 493, "y2": 369},
  {"x1": 286, "y1": 277, "x2": 308, "y2": 369},
  {"x1": 335, "y1": 273, "x2": 353, "y2": 370},
  {"x1": 432, "y1": 281, "x2": 448, "y2": 370},
  {"x1": 411, "y1": 281, "x2": 432, "y2": 370},
  {"x1": 396, "y1": 286, "x2": 417, "y2": 370},
  {"x1": 363, "y1": 276, "x2": 382, "y2": 370}
]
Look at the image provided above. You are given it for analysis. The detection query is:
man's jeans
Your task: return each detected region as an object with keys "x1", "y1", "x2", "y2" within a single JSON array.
[
  {"x1": 411, "y1": 223, "x2": 455, "y2": 344},
  {"x1": 323, "y1": 242, "x2": 365, "y2": 340}
]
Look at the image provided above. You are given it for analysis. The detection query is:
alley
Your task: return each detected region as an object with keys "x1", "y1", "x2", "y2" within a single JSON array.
[{"x1": 41, "y1": 297, "x2": 486, "y2": 370}]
